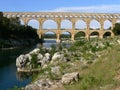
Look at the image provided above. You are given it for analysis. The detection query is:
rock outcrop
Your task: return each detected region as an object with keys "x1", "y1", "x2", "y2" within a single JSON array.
[{"x1": 61, "y1": 72, "x2": 80, "y2": 84}]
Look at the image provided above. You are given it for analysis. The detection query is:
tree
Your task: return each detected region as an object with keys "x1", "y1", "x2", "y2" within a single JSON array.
[{"x1": 113, "y1": 23, "x2": 120, "y2": 35}]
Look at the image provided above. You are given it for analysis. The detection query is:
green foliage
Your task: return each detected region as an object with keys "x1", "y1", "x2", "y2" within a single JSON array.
[
  {"x1": 31, "y1": 54, "x2": 38, "y2": 68},
  {"x1": 51, "y1": 44, "x2": 57, "y2": 55},
  {"x1": 113, "y1": 23, "x2": 120, "y2": 35},
  {"x1": 0, "y1": 12, "x2": 39, "y2": 39},
  {"x1": 65, "y1": 45, "x2": 120, "y2": 90}
]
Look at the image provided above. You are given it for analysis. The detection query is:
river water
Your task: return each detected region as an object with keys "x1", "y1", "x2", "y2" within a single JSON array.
[{"x1": 0, "y1": 40, "x2": 56, "y2": 90}]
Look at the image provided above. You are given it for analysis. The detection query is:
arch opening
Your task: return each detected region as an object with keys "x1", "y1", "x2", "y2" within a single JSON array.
[
  {"x1": 61, "y1": 19, "x2": 72, "y2": 30},
  {"x1": 43, "y1": 20, "x2": 58, "y2": 29},
  {"x1": 60, "y1": 32, "x2": 71, "y2": 40},
  {"x1": 20, "y1": 19, "x2": 25, "y2": 25},
  {"x1": 90, "y1": 20, "x2": 100, "y2": 30},
  {"x1": 43, "y1": 32, "x2": 56, "y2": 39},
  {"x1": 104, "y1": 20, "x2": 112, "y2": 30},
  {"x1": 28, "y1": 19, "x2": 39, "y2": 29},
  {"x1": 75, "y1": 20, "x2": 86, "y2": 30}
]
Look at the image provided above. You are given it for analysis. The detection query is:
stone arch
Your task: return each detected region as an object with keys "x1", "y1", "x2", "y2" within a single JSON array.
[
  {"x1": 28, "y1": 19, "x2": 39, "y2": 29},
  {"x1": 43, "y1": 31, "x2": 57, "y2": 39},
  {"x1": 42, "y1": 19, "x2": 58, "y2": 29},
  {"x1": 90, "y1": 19, "x2": 101, "y2": 30},
  {"x1": 104, "y1": 20, "x2": 112, "y2": 30},
  {"x1": 90, "y1": 31, "x2": 99, "y2": 38},
  {"x1": 60, "y1": 31, "x2": 71, "y2": 40},
  {"x1": 103, "y1": 31, "x2": 112, "y2": 38},
  {"x1": 61, "y1": 19, "x2": 72, "y2": 29},
  {"x1": 74, "y1": 31, "x2": 86, "y2": 40},
  {"x1": 75, "y1": 20, "x2": 87, "y2": 30}
]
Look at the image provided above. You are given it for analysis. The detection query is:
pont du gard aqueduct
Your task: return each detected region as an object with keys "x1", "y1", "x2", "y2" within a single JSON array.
[{"x1": 3, "y1": 12, "x2": 120, "y2": 42}]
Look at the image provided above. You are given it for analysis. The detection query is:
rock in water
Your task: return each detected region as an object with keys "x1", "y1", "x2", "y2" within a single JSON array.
[{"x1": 16, "y1": 54, "x2": 28, "y2": 69}]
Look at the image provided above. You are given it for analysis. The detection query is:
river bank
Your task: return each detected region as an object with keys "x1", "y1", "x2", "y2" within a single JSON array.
[
  {"x1": 14, "y1": 37, "x2": 120, "y2": 90},
  {"x1": 0, "y1": 38, "x2": 44, "y2": 50}
]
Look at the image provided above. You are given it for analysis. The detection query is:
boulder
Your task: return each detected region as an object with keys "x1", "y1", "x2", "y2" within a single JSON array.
[
  {"x1": 61, "y1": 72, "x2": 79, "y2": 84},
  {"x1": 37, "y1": 53, "x2": 43, "y2": 60},
  {"x1": 25, "y1": 79, "x2": 52, "y2": 90},
  {"x1": 51, "y1": 66, "x2": 60, "y2": 75},
  {"x1": 29, "y1": 48, "x2": 40, "y2": 55},
  {"x1": 16, "y1": 54, "x2": 28, "y2": 69},
  {"x1": 38, "y1": 53, "x2": 51, "y2": 66},
  {"x1": 51, "y1": 52, "x2": 65, "y2": 63},
  {"x1": 117, "y1": 40, "x2": 120, "y2": 44},
  {"x1": 25, "y1": 84, "x2": 39, "y2": 90},
  {"x1": 25, "y1": 54, "x2": 32, "y2": 60},
  {"x1": 44, "y1": 53, "x2": 51, "y2": 61}
]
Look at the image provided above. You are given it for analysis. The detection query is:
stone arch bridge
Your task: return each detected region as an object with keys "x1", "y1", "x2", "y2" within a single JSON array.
[{"x1": 3, "y1": 12, "x2": 120, "y2": 42}]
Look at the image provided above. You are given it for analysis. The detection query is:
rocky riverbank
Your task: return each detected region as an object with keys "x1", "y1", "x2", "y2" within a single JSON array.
[{"x1": 15, "y1": 37, "x2": 120, "y2": 90}]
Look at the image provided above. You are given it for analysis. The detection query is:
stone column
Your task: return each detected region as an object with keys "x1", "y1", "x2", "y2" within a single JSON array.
[
  {"x1": 86, "y1": 19, "x2": 90, "y2": 40},
  {"x1": 71, "y1": 34, "x2": 74, "y2": 41},
  {"x1": 99, "y1": 20, "x2": 104, "y2": 39},
  {"x1": 56, "y1": 20, "x2": 61, "y2": 42},
  {"x1": 111, "y1": 19, "x2": 116, "y2": 30},
  {"x1": 71, "y1": 19, "x2": 76, "y2": 41},
  {"x1": 38, "y1": 19, "x2": 43, "y2": 39},
  {"x1": 23, "y1": 18, "x2": 29, "y2": 26},
  {"x1": 111, "y1": 32, "x2": 115, "y2": 37},
  {"x1": 99, "y1": 33, "x2": 103, "y2": 39},
  {"x1": 85, "y1": 33, "x2": 89, "y2": 40}
]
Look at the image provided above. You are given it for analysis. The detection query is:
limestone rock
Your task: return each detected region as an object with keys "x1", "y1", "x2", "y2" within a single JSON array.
[
  {"x1": 25, "y1": 79, "x2": 53, "y2": 90},
  {"x1": 29, "y1": 48, "x2": 40, "y2": 55},
  {"x1": 51, "y1": 66, "x2": 60, "y2": 75},
  {"x1": 61, "y1": 72, "x2": 79, "y2": 84},
  {"x1": 37, "y1": 53, "x2": 43, "y2": 60},
  {"x1": 16, "y1": 54, "x2": 28, "y2": 68}
]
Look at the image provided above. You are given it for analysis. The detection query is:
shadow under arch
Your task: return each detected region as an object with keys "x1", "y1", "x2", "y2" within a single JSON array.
[
  {"x1": 90, "y1": 31, "x2": 99, "y2": 38},
  {"x1": 103, "y1": 32, "x2": 111, "y2": 38},
  {"x1": 74, "y1": 31, "x2": 86, "y2": 40}
]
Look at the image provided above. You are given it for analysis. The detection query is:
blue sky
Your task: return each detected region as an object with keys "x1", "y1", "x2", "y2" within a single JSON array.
[{"x1": 0, "y1": 0, "x2": 120, "y2": 13}]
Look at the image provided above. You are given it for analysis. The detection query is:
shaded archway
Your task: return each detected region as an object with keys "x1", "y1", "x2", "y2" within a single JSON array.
[
  {"x1": 104, "y1": 20, "x2": 112, "y2": 30},
  {"x1": 60, "y1": 32, "x2": 71, "y2": 40},
  {"x1": 28, "y1": 19, "x2": 39, "y2": 29},
  {"x1": 75, "y1": 20, "x2": 86, "y2": 30},
  {"x1": 43, "y1": 19, "x2": 57, "y2": 29},
  {"x1": 90, "y1": 31, "x2": 99, "y2": 38},
  {"x1": 103, "y1": 32, "x2": 111, "y2": 38},
  {"x1": 61, "y1": 19, "x2": 72, "y2": 30},
  {"x1": 90, "y1": 20, "x2": 100, "y2": 30},
  {"x1": 74, "y1": 31, "x2": 85, "y2": 40},
  {"x1": 43, "y1": 32, "x2": 56, "y2": 39}
]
